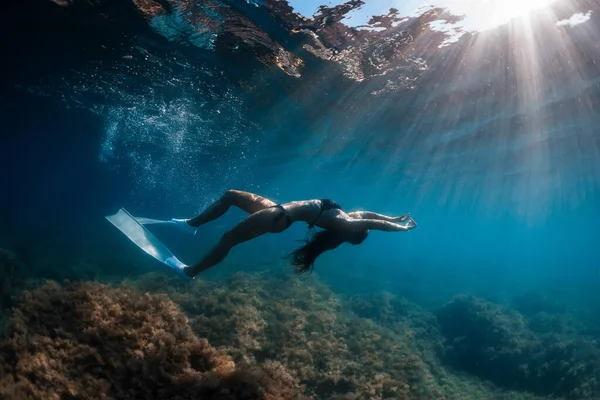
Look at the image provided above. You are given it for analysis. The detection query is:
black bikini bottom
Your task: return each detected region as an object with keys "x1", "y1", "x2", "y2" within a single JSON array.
[{"x1": 271, "y1": 204, "x2": 292, "y2": 228}]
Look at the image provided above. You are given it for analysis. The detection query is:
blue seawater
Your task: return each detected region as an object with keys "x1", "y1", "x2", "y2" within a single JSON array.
[{"x1": 1, "y1": 0, "x2": 599, "y2": 398}]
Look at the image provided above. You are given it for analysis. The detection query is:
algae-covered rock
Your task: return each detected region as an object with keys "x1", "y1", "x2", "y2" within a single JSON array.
[
  {"x1": 132, "y1": 271, "x2": 445, "y2": 399},
  {"x1": 0, "y1": 280, "x2": 301, "y2": 400},
  {"x1": 437, "y1": 294, "x2": 600, "y2": 399}
]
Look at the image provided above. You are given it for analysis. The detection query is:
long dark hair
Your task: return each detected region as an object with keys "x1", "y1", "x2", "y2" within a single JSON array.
[{"x1": 288, "y1": 229, "x2": 369, "y2": 274}]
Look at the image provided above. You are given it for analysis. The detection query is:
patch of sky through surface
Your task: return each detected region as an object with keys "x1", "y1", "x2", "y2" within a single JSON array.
[{"x1": 288, "y1": 0, "x2": 589, "y2": 44}]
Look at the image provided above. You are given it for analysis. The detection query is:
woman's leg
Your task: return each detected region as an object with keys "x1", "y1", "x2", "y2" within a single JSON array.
[
  {"x1": 184, "y1": 206, "x2": 289, "y2": 277},
  {"x1": 187, "y1": 190, "x2": 277, "y2": 227}
]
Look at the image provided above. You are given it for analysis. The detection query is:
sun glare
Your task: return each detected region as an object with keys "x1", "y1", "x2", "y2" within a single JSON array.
[
  {"x1": 443, "y1": 0, "x2": 559, "y2": 31},
  {"x1": 425, "y1": 0, "x2": 559, "y2": 45},
  {"x1": 485, "y1": 0, "x2": 557, "y2": 29}
]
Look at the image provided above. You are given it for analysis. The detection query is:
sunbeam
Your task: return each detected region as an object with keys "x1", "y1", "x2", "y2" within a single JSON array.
[{"x1": 444, "y1": 0, "x2": 560, "y2": 30}]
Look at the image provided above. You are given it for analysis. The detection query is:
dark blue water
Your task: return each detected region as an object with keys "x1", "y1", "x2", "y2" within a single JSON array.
[{"x1": 2, "y1": 0, "x2": 600, "y2": 398}]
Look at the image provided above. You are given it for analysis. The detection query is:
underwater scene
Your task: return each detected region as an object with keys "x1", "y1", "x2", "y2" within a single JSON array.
[{"x1": 1, "y1": 0, "x2": 600, "y2": 398}]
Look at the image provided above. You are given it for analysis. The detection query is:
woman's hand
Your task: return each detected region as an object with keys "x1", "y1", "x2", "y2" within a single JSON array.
[
  {"x1": 404, "y1": 218, "x2": 417, "y2": 230},
  {"x1": 393, "y1": 213, "x2": 410, "y2": 223}
]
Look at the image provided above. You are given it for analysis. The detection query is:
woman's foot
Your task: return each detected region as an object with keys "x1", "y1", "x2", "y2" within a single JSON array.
[
  {"x1": 170, "y1": 218, "x2": 198, "y2": 235},
  {"x1": 165, "y1": 256, "x2": 194, "y2": 279},
  {"x1": 183, "y1": 266, "x2": 196, "y2": 278}
]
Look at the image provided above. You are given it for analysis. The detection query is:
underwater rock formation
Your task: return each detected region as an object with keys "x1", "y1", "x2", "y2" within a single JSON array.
[
  {"x1": 132, "y1": 271, "x2": 444, "y2": 399},
  {"x1": 512, "y1": 292, "x2": 581, "y2": 336},
  {"x1": 0, "y1": 281, "x2": 300, "y2": 399},
  {"x1": 437, "y1": 295, "x2": 540, "y2": 384},
  {"x1": 0, "y1": 268, "x2": 565, "y2": 400},
  {"x1": 131, "y1": 271, "x2": 563, "y2": 399},
  {"x1": 437, "y1": 294, "x2": 600, "y2": 399}
]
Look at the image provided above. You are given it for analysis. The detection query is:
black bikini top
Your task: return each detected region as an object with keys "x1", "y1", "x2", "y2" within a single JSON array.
[{"x1": 308, "y1": 199, "x2": 343, "y2": 229}]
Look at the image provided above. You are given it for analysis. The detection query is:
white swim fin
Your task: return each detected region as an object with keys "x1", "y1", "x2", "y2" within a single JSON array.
[
  {"x1": 169, "y1": 218, "x2": 198, "y2": 235},
  {"x1": 132, "y1": 216, "x2": 198, "y2": 235},
  {"x1": 105, "y1": 208, "x2": 193, "y2": 279}
]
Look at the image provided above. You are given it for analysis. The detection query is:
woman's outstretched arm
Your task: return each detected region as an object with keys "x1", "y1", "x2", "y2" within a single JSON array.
[
  {"x1": 323, "y1": 213, "x2": 417, "y2": 232},
  {"x1": 348, "y1": 211, "x2": 410, "y2": 223}
]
